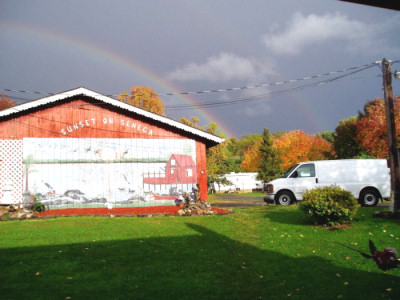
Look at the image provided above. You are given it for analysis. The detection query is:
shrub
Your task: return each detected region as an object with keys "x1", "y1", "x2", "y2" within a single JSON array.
[
  {"x1": 32, "y1": 202, "x2": 45, "y2": 213},
  {"x1": 32, "y1": 196, "x2": 45, "y2": 213},
  {"x1": 299, "y1": 186, "x2": 358, "y2": 226}
]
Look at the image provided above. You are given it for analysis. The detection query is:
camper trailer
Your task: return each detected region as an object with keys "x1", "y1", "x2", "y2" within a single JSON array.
[
  {"x1": 264, "y1": 159, "x2": 390, "y2": 207},
  {"x1": 213, "y1": 172, "x2": 263, "y2": 193}
]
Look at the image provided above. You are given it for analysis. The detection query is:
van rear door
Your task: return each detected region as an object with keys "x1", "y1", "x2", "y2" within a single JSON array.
[{"x1": 291, "y1": 163, "x2": 317, "y2": 200}]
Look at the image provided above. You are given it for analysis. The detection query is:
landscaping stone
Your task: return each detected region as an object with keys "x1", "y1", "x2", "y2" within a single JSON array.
[
  {"x1": 8, "y1": 205, "x2": 17, "y2": 212},
  {"x1": 176, "y1": 195, "x2": 216, "y2": 216},
  {"x1": 0, "y1": 204, "x2": 40, "y2": 221}
]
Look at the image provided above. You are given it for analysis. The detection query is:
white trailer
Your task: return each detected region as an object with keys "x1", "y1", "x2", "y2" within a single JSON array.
[
  {"x1": 215, "y1": 172, "x2": 263, "y2": 193},
  {"x1": 264, "y1": 159, "x2": 390, "y2": 207}
]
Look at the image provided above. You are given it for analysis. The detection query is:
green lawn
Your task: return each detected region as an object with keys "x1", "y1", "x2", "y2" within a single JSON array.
[{"x1": 1, "y1": 205, "x2": 399, "y2": 299}]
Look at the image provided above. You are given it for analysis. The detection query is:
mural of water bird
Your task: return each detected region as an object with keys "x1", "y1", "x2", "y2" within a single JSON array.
[{"x1": 335, "y1": 240, "x2": 400, "y2": 271}]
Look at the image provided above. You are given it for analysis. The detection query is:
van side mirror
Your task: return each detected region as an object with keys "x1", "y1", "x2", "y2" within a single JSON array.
[{"x1": 291, "y1": 171, "x2": 298, "y2": 178}]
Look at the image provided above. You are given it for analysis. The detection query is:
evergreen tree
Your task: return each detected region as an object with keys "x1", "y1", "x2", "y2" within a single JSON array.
[{"x1": 257, "y1": 128, "x2": 283, "y2": 184}]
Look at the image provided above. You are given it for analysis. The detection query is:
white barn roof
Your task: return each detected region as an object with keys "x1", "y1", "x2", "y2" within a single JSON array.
[{"x1": 0, "y1": 87, "x2": 224, "y2": 145}]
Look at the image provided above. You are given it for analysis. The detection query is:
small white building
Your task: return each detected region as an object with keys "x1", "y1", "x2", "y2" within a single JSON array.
[{"x1": 214, "y1": 172, "x2": 263, "y2": 193}]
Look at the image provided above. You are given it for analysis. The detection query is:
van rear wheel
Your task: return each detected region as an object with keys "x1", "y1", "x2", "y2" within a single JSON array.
[
  {"x1": 360, "y1": 189, "x2": 379, "y2": 207},
  {"x1": 275, "y1": 191, "x2": 294, "y2": 205}
]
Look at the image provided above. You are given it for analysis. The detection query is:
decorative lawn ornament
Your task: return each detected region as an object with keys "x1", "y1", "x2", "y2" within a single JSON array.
[{"x1": 335, "y1": 240, "x2": 400, "y2": 271}]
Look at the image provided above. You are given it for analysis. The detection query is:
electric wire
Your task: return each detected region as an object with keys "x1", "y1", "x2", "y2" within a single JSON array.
[
  {"x1": 1, "y1": 60, "x2": 398, "y2": 113},
  {"x1": 164, "y1": 62, "x2": 377, "y2": 110},
  {"x1": 0, "y1": 62, "x2": 378, "y2": 138},
  {"x1": 1, "y1": 60, "x2": 387, "y2": 101}
]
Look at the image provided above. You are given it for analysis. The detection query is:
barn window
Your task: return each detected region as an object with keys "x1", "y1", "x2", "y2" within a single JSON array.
[
  {"x1": 171, "y1": 159, "x2": 176, "y2": 166},
  {"x1": 186, "y1": 169, "x2": 193, "y2": 177}
]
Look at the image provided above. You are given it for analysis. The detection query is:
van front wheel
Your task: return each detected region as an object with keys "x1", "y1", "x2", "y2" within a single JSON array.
[
  {"x1": 275, "y1": 191, "x2": 294, "y2": 205},
  {"x1": 360, "y1": 189, "x2": 379, "y2": 207}
]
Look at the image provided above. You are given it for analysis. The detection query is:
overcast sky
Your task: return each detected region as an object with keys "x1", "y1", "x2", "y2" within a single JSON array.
[{"x1": 1, "y1": 1, "x2": 399, "y2": 138}]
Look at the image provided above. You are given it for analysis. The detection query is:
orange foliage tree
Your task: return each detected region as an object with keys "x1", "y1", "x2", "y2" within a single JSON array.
[
  {"x1": 179, "y1": 116, "x2": 203, "y2": 130},
  {"x1": 118, "y1": 86, "x2": 166, "y2": 116},
  {"x1": 0, "y1": 93, "x2": 16, "y2": 110},
  {"x1": 274, "y1": 130, "x2": 335, "y2": 170},
  {"x1": 240, "y1": 139, "x2": 262, "y2": 172},
  {"x1": 355, "y1": 97, "x2": 400, "y2": 158}
]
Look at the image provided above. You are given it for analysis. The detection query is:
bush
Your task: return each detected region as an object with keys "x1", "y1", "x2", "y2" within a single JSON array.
[
  {"x1": 299, "y1": 186, "x2": 358, "y2": 226},
  {"x1": 32, "y1": 200, "x2": 45, "y2": 213}
]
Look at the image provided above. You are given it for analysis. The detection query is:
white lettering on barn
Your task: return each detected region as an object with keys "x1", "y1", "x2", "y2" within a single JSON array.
[
  {"x1": 61, "y1": 117, "x2": 153, "y2": 136},
  {"x1": 120, "y1": 119, "x2": 153, "y2": 136},
  {"x1": 61, "y1": 118, "x2": 96, "y2": 135}
]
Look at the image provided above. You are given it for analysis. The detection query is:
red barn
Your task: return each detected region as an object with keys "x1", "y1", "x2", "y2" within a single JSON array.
[
  {"x1": 144, "y1": 154, "x2": 197, "y2": 185},
  {"x1": 0, "y1": 87, "x2": 223, "y2": 209}
]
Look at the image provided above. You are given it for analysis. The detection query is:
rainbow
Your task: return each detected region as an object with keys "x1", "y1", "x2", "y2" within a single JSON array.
[{"x1": 0, "y1": 21, "x2": 235, "y2": 137}]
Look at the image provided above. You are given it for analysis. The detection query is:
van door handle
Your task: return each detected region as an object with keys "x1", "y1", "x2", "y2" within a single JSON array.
[{"x1": 316, "y1": 178, "x2": 318, "y2": 183}]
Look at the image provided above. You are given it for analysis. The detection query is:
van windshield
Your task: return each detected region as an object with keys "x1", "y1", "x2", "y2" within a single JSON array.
[{"x1": 281, "y1": 164, "x2": 299, "y2": 178}]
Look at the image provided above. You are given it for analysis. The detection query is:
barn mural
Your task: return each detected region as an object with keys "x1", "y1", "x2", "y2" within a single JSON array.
[
  {"x1": 22, "y1": 138, "x2": 196, "y2": 209},
  {"x1": 0, "y1": 87, "x2": 223, "y2": 209}
]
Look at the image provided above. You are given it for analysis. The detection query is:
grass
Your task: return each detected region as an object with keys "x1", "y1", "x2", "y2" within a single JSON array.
[{"x1": 1, "y1": 205, "x2": 400, "y2": 299}]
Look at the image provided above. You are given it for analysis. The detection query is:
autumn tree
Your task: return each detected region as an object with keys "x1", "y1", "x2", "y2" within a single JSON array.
[
  {"x1": 355, "y1": 97, "x2": 400, "y2": 158},
  {"x1": 206, "y1": 140, "x2": 228, "y2": 186},
  {"x1": 240, "y1": 138, "x2": 262, "y2": 172},
  {"x1": 212, "y1": 134, "x2": 262, "y2": 174},
  {"x1": 118, "y1": 86, "x2": 166, "y2": 116},
  {"x1": 205, "y1": 122, "x2": 233, "y2": 178},
  {"x1": 205, "y1": 123, "x2": 260, "y2": 191},
  {"x1": 333, "y1": 116, "x2": 364, "y2": 158},
  {"x1": 179, "y1": 116, "x2": 203, "y2": 130},
  {"x1": 205, "y1": 122, "x2": 229, "y2": 178},
  {"x1": 0, "y1": 93, "x2": 16, "y2": 110},
  {"x1": 236, "y1": 134, "x2": 262, "y2": 155},
  {"x1": 224, "y1": 137, "x2": 242, "y2": 171},
  {"x1": 206, "y1": 122, "x2": 227, "y2": 138},
  {"x1": 215, "y1": 137, "x2": 243, "y2": 173},
  {"x1": 257, "y1": 128, "x2": 283, "y2": 183},
  {"x1": 274, "y1": 130, "x2": 334, "y2": 170},
  {"x1": 217, "y1": 134, "x2": 261, "y2": 173},
  {"x1": 316, "y1": 131, "x2": 335, "y2": 145}
]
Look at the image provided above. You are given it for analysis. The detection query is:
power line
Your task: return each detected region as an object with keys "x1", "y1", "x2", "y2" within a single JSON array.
[
  {"x1": 0, "y1": 62, "x2": 379, "y2": 114},
  {"x1": 158, "y1": 61, "x2": 382, "y2": 96},
  {"x1": 1, "y1": 60, "x2": 389, "y2": 102},
  {"x1": 164, "y1": 63, "x2": 378, "y2": 110},
  {"x1": 0, "y1": 60, "x2": 396, "y2": 137},
  {"x1": 1, "y1": 89, "x2": 53, "y2": 97}
]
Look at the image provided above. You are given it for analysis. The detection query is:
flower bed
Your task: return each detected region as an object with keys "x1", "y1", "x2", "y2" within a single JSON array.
[{"x1": 37, "y1": 206, "x2": 231, "y2": 217}]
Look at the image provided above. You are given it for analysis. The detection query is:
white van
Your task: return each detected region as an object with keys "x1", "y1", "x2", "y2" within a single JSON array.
[{"x1": 264, "y1": 159, "x2": 390, "y2": 207}]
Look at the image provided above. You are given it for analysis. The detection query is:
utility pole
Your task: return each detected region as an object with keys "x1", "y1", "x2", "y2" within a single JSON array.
[{"x1": 382, "y1": 58, "x2": 400, "y2": 212}]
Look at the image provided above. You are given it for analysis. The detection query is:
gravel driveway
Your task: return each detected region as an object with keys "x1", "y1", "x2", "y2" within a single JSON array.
[
  {"x1": 210, "y1": 194, "x2": 266, "y2": 207},
  {"x1": 210, "y1": 194, "x2": 392, "y2": 208}
]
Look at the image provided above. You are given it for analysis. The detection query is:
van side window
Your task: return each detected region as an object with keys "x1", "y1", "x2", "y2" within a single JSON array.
[{"x1": 292, "y1": 164, "x2": 315, "y2": 178}]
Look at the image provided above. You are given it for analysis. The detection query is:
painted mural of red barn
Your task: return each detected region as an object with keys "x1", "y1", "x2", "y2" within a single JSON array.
[
  {"x1": 0, "y1": 87, "x2": 223, "y2": 209},
  {"x1": 144, "y1": 154, "x2": 197, "y2": 187}
]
